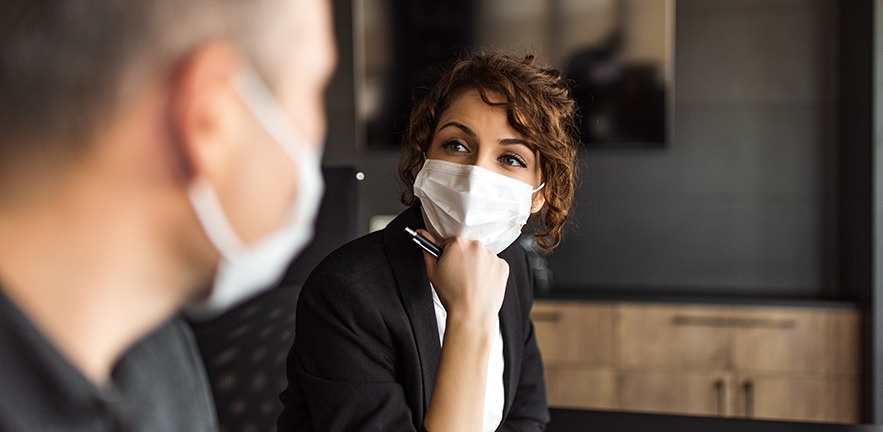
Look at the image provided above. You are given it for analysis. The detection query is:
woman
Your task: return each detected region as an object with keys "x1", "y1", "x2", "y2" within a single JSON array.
[{"x1": 278, "y1": 51, "x2": 579, "y2": 431}]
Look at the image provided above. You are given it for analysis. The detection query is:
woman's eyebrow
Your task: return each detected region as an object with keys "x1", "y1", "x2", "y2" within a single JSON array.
[
  {"x1": 500, "y1": 138, "x2": 530, "y2": 147},
  {"x1": 437, "y1": 121, "x2": 476, "y2": 137},
  {"x1": 438, "y1": 121, "x2": 532, "y2": 150}
]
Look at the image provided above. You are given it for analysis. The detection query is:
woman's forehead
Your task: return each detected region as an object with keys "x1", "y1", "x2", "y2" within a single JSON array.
[{"x1": 436, "y1": 90, "x2": 512, "y2": 133}]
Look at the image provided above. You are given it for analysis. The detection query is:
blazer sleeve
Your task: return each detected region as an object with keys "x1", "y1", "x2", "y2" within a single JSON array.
[
  {"x1": 498, "y1": 252, "x2": 550, "y2": 432},
  {"x1": 497, "y1": 320, "x2": 550, "y2": 431},
  {"x1": 277, "y1": 268, "x2": 420, "y2": 432}
]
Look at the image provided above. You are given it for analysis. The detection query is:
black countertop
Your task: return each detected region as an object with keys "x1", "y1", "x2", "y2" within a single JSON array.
[{"x1": 548, "y1": 409, "x2": 882, "y2": 432}]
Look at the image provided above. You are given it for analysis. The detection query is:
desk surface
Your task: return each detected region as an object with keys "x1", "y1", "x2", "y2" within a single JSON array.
[{"x1": 547, "y1": 409, "x2": 883, "y2": 432}]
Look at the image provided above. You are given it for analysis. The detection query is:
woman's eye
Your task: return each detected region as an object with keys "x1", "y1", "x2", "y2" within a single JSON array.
[
  {"x1": 442, "y1": 140, "x2": 469, "y2": 153},
  {"x1": 501, "y1": 154, "x2": 527, "y2": 168}
]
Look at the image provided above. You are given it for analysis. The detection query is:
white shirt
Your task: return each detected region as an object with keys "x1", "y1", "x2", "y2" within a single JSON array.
[{"x1": 430, "y1": 285, "x2": 505, "y2": 432}]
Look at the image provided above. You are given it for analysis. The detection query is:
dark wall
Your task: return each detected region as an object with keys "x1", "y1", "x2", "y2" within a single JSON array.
[
  {"x1": 322, "y1": 0, "x2": 840, "y2": 298},
  {"x1": 549, "y1": 0, "x2": 839, "y2": 297}
]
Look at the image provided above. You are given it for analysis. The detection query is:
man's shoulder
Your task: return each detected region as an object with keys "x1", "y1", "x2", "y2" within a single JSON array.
[
  {"x1": 119, "y1": 316, "x2": 218, "y2": 431},
  {"x1": 0, "y1": 289, "x2": 218, "y2": 432}
]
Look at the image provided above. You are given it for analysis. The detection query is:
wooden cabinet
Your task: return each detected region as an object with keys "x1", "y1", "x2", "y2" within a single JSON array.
[
  {"x1": 544, "y1": 366, "x2": 617, "y2": 410},
  {"x1": 532, "y1": 300, "x2": 862, "y2": 423},
  {"x1": 729, "y1": 307, "x2": 860, "y2": 374},
  {"x1": 532, "y1": 301, "x2": 616, "y2": 408},
  {"x1": 532, "y1": 301, "x2": 613, "y2": 365},
  {"x1": 619, "y1": 304, "x2": 732, "y2": 369},
  {"x1": 618, "y1": 370, "x2": 734, "y2": 416},
  {"x1": 738, "y1": 374, "x2": 860, "y2": 423}
]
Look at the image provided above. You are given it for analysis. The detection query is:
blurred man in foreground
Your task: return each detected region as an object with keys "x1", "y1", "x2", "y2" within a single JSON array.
[{"x1": 0, "y1": 0, "x2": 335, "y2": 430}]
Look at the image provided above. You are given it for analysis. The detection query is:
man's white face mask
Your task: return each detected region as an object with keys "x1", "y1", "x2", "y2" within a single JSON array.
[
  {"x1": 413, "y1": 159, "x2": 544, "y2": 255},
  {"x1": 185, "y1": 66, "x2": 324, "y2": 320}
]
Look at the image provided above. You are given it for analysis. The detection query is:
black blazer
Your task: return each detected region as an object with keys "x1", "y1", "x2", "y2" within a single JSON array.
[{"x1": 277, "y1": 206, "x2": 549, "y2": 431}]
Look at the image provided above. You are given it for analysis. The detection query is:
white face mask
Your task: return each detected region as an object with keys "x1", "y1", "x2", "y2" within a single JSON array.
[
  {"x1": 185, "y1": 66, "x2": 325, "y2": 320},
  {"x1": 413, "y1": 159, "x2": 543, "y2": 255}
]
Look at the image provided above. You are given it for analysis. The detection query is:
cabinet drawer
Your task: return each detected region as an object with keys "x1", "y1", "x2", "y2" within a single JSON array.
[
  {"x1": 737, "y1": 374, "x2": 860, "y2": 423},
  {"x1": 532, "y1": 301, "x2": 613, "y2": 365},
  {"x1": 619, "y1": 304, "x2": 861, "y2": 374},
  {"x1": 618, "y1": 370, "x2": 735, "y2": 417},
  {"x1": 731, "y1": 308, "x2": 861, "y2": 374},
  {"x1": 545, "y1": 366, "x2": 616, "y2": 410},
  {"x1": 619, "y1": 304, "x2": 733, "y2": 369}
]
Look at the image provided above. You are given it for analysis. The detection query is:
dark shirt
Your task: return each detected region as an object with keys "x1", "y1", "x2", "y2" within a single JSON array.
[{"x1": 0, "y1": 288, "x2": 218, "y2": 432}]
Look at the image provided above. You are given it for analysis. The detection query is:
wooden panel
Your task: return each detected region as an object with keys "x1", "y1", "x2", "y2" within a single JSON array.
[
  {"x1": 532, "y1": 301, "x2": 614, "y2": 365},
  {"x1": 619, "y1": 304, "x2": 732, "y2": 369},
  {"x1": 731, "y1": 307, "x2": 861, "y2": 374},
  {"x1": 545, "y1": 366, "x2": 617, "y2": 410},
  {"x1": 736, "y1": 374, "x2": 861, "y2": 423},
  {"x1": 538, "y1": 301, "x2": 862, "y2": 422},
  {"x1": 618, "y1": 370, "x2": 735, "y2": 417}
]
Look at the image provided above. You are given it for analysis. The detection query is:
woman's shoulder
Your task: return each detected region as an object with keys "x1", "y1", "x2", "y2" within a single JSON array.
[
  {"x1": 499, "y1": 242, "x2": 537, "y2": 309},
  {"x1": 296, "y1": 227, "x2": 412, "y2": 332},
  {"x1": 307, "y1": 230, "x2": 391, "y2": 283},
  {"x1": 306, "y1": 206, "x2": 424, "y2": 284},
  {"x1": 500, "y1": 242, "x2": 531, "y2": 280}
]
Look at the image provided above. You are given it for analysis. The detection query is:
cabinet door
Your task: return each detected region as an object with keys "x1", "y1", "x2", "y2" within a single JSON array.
[
  {"x1": 618, "y1": 370, "x2": 735, "y2": 417},
  {"x1": 532, "y1": 301, "x2": 614, "y2": 365},
  {"x1": 544, "y1": 366, "x2": 617, "y2": 410},
  {"x1": 619, "y1": 304, "x2": 732, "y2": 369},
  {"x1": 735, "y1": 374, "x2": 860, "y2": 423},
  {"x1": 731, "y1": 308, "x2": 861, "y2": 375}
]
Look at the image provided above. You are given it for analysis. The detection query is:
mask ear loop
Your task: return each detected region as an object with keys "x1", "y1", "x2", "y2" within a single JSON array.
[
  {"x1": 530, "y1": 182, "x2": 546, "y2": 214},
  {"x1": 231, "y1": 65, "x2": 309, "y2": 161},
  {"x1": 188, "y1": 178, "x2": 246, "y2": 260}
]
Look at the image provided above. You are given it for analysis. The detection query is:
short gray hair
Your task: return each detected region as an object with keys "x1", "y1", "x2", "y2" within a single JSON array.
[{"x1": 0, "y1": 0, "x2": 281, "y2": 188}]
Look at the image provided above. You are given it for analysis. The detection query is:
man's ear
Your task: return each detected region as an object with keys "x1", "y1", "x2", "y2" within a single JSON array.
[
  {"x1": 166, "y1": 43, "x2": 243, "y2": 183},
  {"x1": 530, "y1": 192, "x2": 545, "y2": 214}
]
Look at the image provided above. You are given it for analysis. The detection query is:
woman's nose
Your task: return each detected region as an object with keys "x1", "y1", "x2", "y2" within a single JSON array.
[{"x1": 472, "y1": 152, "x2": 497, "y2": 171}]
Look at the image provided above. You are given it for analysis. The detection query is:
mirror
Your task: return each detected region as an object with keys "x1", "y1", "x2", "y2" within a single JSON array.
[{"x1": 356, "y1": 0, "x2": 674, "y2": 150}]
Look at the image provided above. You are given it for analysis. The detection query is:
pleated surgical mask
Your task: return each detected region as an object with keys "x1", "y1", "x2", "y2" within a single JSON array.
[{"x1": 413, "y1": 159, "x2": 543, "y2": 254}]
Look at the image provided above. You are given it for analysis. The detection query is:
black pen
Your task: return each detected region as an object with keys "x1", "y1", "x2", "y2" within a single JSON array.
[{"x1": 404, "y1": 227, "x2": 442, "y2": 259}]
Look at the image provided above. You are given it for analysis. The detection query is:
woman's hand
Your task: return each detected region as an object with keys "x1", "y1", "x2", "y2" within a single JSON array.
[
  {"x1": 418, "y1": 229, "x2": 509, "y2": 327},
  {"x1": 419, "y1": 229, "x2": 509, "y2": 432}
]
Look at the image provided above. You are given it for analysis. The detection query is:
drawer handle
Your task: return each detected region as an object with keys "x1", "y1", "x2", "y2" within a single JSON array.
[
  {"x1": 531, "y1": 311, "x2": 562, "y2": 322},
  {"x1": 672, "y1": 315, "x2": 796, "y2": 329},
  {"x1": 742, "y1": 380, "x2": 755, "y2": 418},
  {"x1": 714, "y1": 379, "x2": 726, "y2": 416}
]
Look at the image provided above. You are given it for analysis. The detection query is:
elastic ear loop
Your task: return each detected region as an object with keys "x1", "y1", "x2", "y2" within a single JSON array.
[
  {"x1": 530, "y1": 183, "x2": 546, "y2": 213},
  {"x1": 188, "y1": 65, "x2": 302, "y2": 262}
]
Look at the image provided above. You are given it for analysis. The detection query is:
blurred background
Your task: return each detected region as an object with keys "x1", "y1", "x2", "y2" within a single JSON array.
[{"x1": 326, "y1": 0, "x2": 840, "y2": 300}]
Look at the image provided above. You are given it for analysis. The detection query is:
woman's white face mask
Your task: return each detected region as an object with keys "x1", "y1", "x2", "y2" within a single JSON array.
[
  {"x1": 413, "y1": 159, "x2": 543, "y2": 254},
  {"x1": 185, "y1": 66, "x2": 325, "y2": 320}
]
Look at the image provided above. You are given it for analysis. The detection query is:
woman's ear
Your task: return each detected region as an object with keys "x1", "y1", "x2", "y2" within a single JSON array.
[{"x1": 530, "y1": 192, "x2": 545, "y2": 214}]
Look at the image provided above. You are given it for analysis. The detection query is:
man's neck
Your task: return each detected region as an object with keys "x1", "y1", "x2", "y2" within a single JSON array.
[{"x1": 0, "y1": 164, "x2": 211, "y2": 384}]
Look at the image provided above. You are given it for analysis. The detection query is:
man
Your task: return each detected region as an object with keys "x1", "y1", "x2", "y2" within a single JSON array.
[{"x1": 0, "y1": 0, "x2": 335, "y2": 430}]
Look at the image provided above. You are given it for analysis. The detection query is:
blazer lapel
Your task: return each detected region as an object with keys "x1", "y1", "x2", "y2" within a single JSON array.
[
  {"x1": 498, "y1": 248, "x2": 522, "y2": 421},
  {"x1": 382, "y1": 206, "x2": 441, "y2": 417}
]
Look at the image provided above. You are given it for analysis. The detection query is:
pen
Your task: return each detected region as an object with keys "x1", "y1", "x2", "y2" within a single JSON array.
[{"x1": 404, "y1": 227, "x2": 442, "y2": 259}]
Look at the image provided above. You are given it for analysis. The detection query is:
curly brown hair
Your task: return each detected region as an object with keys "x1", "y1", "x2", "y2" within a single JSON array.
[{"x1": 398, "y1": 51, "x2": 579, "y2": 252}]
